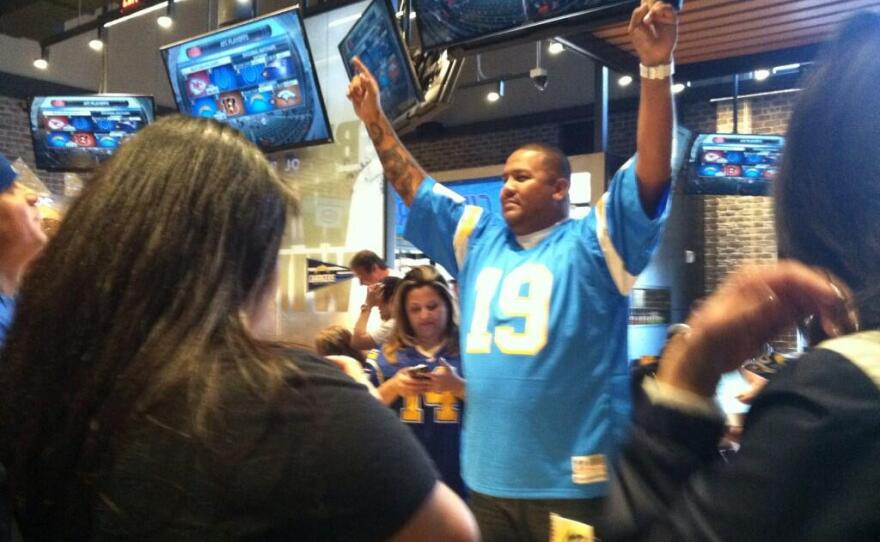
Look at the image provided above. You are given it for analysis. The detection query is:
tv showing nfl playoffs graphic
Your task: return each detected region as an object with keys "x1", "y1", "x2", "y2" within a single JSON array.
[{"x1": 161, "y1": 6, "x2": 332, "y2": 152}]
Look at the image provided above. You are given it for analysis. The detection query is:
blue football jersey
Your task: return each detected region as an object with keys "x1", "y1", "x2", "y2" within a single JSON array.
[
  {"x1": 403, "y1": 158, "x2": 669, "y2": 498},
  {"x1": 369, "y1": 348, "x2": 467, "y2": 498}
]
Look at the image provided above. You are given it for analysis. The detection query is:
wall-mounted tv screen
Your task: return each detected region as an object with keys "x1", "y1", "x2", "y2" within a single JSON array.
[
  {"x1": 29, "y1": 95, "x2": 155, "y2": 172},
  {"x1": 415, "y1": 0, "x2": 680, "y2": 51},
  {"x1": 161, "y1": 6, "x2": 332, "y2": 152},
  {"x1": 339, "y1": 0, "x2": 423, "y2": 122},
  {"x1": 686, "y1": 133, "x2": 784, "y2": 196}
]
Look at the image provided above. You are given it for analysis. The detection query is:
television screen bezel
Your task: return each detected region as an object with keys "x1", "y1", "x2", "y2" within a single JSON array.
[
  {"x1": 685, "y1": 132, "x2": 784, "y2": 196},
  {"x1": 28, "y1": 93, "x2": 157, "y2": 173},
  {"x1": 414, "y1": 0, "x2": 682, "y2": 53},
  {"x1": 338, "y1": 0, "x2": 424, "y2": 123},
  {"x1": 159, "y1": 5, "x2": 333, "y2": 152}
]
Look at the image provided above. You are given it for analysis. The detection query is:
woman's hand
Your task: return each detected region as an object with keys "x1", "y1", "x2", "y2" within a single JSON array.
[
  {"x1": 426, "y1": 359, "x2": 465, "y2": 399},
  {"x1": 394, "y1": 367, "x2": 434, "y2": 397},
  {"x1": 658, "y1": 261, "x2": 858, "y2": 397}
]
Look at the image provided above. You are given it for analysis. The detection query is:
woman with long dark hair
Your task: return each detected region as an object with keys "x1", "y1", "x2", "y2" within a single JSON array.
[
  {"x1": 0, "y1": 116, "x2": 477, "y2": 541},
  {"x1": 372, "y1": 266, "x2": 467, "y2": 498},
  {"x1": 603, "y1": 13, "x2": 880, "y2": 542}
]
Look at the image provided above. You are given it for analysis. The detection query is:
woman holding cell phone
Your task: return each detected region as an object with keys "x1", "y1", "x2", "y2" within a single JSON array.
[{"x1": 371, "y1": 265, "x2": 467, "y2": 498}]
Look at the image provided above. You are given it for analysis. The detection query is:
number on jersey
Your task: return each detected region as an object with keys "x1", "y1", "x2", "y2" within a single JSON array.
[
  {"x1": 401, "y1": 391, "x2": 460, "y2": 423},
  {"x1": 466, "y1": 264, "x2": 553, "y2": 355}
]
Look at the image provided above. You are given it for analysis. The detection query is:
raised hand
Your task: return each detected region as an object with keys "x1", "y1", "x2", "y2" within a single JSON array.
[
  {"x1": 628, "y1": 0, "x2": 678, "y2": 67},
  {"x1": 658, "y1": 261, "x2": 858, "y2": 397},
  {"x1": 346, "y1": 57, "x2": 384, "y2": 125}
]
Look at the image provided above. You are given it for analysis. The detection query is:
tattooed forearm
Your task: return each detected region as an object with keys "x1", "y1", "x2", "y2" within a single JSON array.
[
  {"x1": 366, "y1": 116, "x2": 426, "y2": 205},
  {"x1": 378, "y1": 147, "x2": 417, "y2": 202},
  {"x1": 368, "y1": 122, "x2": 384, "y2": 143}
]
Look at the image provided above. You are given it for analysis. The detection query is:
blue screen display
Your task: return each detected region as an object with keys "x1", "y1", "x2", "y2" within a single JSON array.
[
  {"x1": 161, "y1": 7, "x2": 332, "y2": 152},
  {"x1": 338, "y1": 0, "x2": 422, "y2": 122},
  {"x1": 29, "y1": 95, "x2": 155, "y2": 172},
  {"x1": 414, "y1": 0, "x2": 644, "y2": 50},
  {"x1": 395, "y1": 176, "x2": 503, "y2": 237},
  {"x1": 686, "y1": 133, "x2": 784, "y2": 196}
]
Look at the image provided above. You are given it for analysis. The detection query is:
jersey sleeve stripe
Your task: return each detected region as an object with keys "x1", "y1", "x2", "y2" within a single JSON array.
[
  {"x1": 595, "y1": 193, "x2": 637, "y2": 295},
  {"x1": 453, "y1": 205, "x2": 484, "y2": 269}
]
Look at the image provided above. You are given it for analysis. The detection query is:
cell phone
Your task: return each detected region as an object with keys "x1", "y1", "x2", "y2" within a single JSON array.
[{"x1": 409, "y1": 364, "x2": 431, "y2": 379}]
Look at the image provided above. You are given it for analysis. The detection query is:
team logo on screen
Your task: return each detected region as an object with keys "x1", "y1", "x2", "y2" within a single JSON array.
[
  {"x1": 272, "y1": 82, "x2": 302, "y2": 108},
  {"x1": 44, "y1": 116, "x2": 69, "y2": 131},
  {"x1": 185, "y1": 71, "x2": 211, "y2": 98},
  {"x1": 219, "y1": 92, "x2": 245, "y2": 117},
  {"x1": 73, "y1": 133, "x2": 96, "y2": 147}
]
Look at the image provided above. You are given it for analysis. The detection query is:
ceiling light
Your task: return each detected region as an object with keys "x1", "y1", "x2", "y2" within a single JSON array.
[
  {"x1": 157, "y1": 0, "x2": 175, "y2": 28},
  {"x1": 618, "y1": 74, "x2": 633, "y2": 87},
  {"x1": 754, "y1": 69, "x2": 771, "y2": 81},
  {"x1": 33, "y1": 46, "x2": 49, "y2": 70},
  {"x1": 772, "y1": 63, "x2": 801, "y2": 75},
  {"x1": 88, "y1": 27, "x2": 104, "y2": 51},
  {"x1": 486, "y1": 80, "x2": 504, "y2": 102},
  {"x1": 548, "y1": 41, "x2": 564, "y2": 55},
  {"x1": 672, "y1": 82, "x2": 685, "y2": 94}
]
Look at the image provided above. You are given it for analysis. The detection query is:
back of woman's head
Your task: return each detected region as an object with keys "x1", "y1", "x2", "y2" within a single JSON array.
[
  {"x1": 775, "y1": 13, "x2": 880, "y2": 326},
  {"x1": 0, "y1": 115, "x2": 296, "y2": 532},
  {"x1": 383, "y1": 266, "x2": 459, "y2": 361},
  {"x1": 315, "y1": 325, "x2": 366, "y2": 364}
]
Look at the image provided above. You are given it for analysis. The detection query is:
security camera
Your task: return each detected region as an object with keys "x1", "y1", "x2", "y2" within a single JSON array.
[{"x1": 530, "y1": 67, "x2": 549, "y2": 92}]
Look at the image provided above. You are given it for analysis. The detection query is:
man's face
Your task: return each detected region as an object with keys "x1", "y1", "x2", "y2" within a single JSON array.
[
  {"x1": 500, "y1": 149, "x2": 567, "y2": 235},
  {"x1": 0, "y1": 182, "x2": 48, "y2": 260},
  {"x1": 353, "y1": 265, "x2": 386, "y2": 286}
]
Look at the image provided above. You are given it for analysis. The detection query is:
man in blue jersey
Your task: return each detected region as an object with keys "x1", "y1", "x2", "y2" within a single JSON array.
[{"x1": 347, "y1": 2, "x2": 678, "y2": 539}]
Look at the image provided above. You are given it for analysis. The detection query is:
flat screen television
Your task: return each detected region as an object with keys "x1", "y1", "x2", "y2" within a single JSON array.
[
  {"x1": 414, "y1": 0, "x2": 680, "y2": 51},
  {"x1": 29, "y1": 95, "x2": 155, "y2": 172},
  {"x1": 339, "y1": 0, "x2": 423, "y2": 123},
  {"x1": 161, "y1": 6, "x2": 332, "y2": 152},
  {"x1": 686, "y1": 133, "x2": 784, "y2": 196}
]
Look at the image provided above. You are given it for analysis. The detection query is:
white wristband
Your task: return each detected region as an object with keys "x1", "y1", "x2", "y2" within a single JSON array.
[{"x1": 640, "y1": 61, "x2": 674, "y2": 80}]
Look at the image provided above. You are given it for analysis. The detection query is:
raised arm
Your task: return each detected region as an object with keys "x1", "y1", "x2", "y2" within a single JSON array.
[
  {"x1": 347, "y1": 57, "x2": 428, "y2": 206},
  {"x1": 629, "y1": 1, "x2": 678, "y2": 215}
]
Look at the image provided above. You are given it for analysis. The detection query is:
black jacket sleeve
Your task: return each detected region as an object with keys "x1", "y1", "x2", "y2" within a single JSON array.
[{"x1": 602, "y1": 349, "x2": 880, "y2": 542}]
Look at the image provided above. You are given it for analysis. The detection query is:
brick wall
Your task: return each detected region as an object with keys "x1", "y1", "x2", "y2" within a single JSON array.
[
  {"x1": 699, "y1": 92, "x2": 798, "y2": 350},
  {"x1": 0, "y1": 95, "x2": 66, "y2": 195},
  {"x1": 699, "y1": 92, "x2": 797, "y2": 292},
  {"x1": 407, "y1": 122, "x2": 561, "y2": 172}
]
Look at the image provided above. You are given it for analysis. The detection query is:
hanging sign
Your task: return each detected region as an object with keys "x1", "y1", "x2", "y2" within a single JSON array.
[{"x1": 306, "y1": 259, "x2": 355, "y2": 292}]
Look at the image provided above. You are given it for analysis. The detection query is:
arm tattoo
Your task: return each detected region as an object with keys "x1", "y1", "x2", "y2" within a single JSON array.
[
  {"x1": 378, "y1": 147, "x2": 415, "y2": 202},
  {"x1": 367, "y1": 122, "x2": 383, "y2": 143}
]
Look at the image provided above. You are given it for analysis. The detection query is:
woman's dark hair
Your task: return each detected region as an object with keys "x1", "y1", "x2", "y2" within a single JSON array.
[
  {"x1": 0, "y1": 115, "x2": 298, "y2": 535},
  {"x1": 775, "y1": 12, "x2": 880, "y2": 329},
  {"x1": 383, "y1": 266, "x2": 459, "y2": 363},
  {"x1": 315, "y1": 325, "x2": 367, "y2": 365},
  {"x1": 380, "y1": 276, "x2": 402, "y2": 305}
]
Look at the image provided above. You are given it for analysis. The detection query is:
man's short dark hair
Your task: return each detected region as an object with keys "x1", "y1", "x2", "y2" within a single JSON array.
[
  {"x1": 349, "y1": 250, "x2": 388, "y2": 271},
  {"x1": 515, "y1": 143, "x2": 571, "y2": 180}
]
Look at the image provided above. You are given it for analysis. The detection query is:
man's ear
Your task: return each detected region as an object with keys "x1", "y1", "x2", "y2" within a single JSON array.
[{"x1": 552, "y1": 177, "x2": 571, "y2": 201}]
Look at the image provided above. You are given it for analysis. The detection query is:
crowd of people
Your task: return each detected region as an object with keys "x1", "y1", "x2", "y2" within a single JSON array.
[{"x1": 0, "y1": 1, "x2": 878, "y2": 540}]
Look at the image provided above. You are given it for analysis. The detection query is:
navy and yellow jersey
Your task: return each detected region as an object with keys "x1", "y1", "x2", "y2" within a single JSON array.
[
  {"x1": 368, "y1": 347, "x2": 467, "y2": 498},
  {"x1": 403, "y1": 157, "x2": 669, "y2": 499}
]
